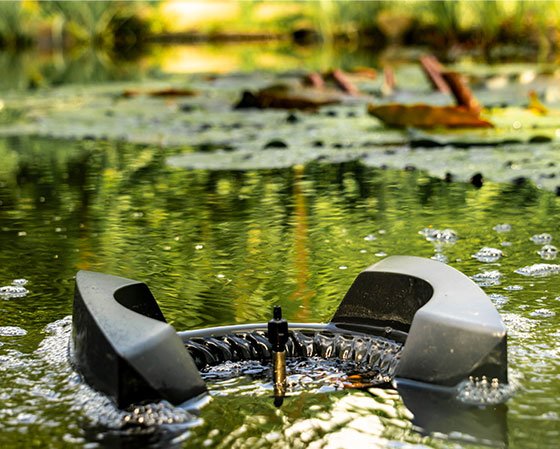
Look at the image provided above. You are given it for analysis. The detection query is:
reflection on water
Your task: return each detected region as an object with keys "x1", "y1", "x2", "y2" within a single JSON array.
[
  {"x1": 0, "y1": 43, "x2": 382, "y2": 92},
  {"x1": 0, "y1": 136, "x2": 559, "y2": 448}
]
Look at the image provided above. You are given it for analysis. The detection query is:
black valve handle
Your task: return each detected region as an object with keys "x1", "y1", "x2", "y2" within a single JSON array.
[{"x1": 268, "y1": 306, "x2": 289, "y2": 352}]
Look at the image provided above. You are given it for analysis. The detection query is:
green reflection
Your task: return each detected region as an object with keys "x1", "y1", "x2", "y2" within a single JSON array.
[{"x1": 0, "y1": 136, "x2": 559, "y2": 448}]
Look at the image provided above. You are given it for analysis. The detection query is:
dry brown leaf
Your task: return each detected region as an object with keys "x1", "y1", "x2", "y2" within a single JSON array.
[
  {"x1": 235, "y1": 84, "x2": 341, "y2": 110},
  {"x1": 122, "y1": 88, "x2": 197, "y2": 98},
  {"x1": 367, "y1": 103, "x2": 493, "y2": 128},
  {"x1": 528, "y1": 90, "x2": 548, "y2": 115}
]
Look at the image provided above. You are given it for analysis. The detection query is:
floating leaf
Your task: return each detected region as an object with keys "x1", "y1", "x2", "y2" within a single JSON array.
[
  {"x1": 527, "y1": 90, "x2": 548, "y2": 115},
  {"x1": 234, "y1": 84, "x2": 341, "y2": 110},
  {"x1": 121, "y1": 88, "x2": 197, "y2": 98},
  {"x1": 367, "y1": 104, "x2": 493, "y2": 128}
]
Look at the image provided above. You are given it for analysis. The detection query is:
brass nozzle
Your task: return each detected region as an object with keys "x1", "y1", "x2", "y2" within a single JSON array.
[{"x1": 273, "y1": 350, "x2": 287, "y2": 398}]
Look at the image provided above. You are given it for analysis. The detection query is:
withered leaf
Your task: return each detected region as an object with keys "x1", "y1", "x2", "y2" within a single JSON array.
[
  {"x1": 367, "y1": 103, "x2": 493, "y2": 128},
  {"x1": 235, "y1": 84, "x2": 341, "y2": 110}
]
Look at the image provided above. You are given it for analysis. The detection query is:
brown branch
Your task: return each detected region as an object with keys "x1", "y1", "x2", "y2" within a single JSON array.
[
  {"x1": 441, "y1": 71, "x2": 481, "y2": 113},
  {"x1": 303, "y1": 72, "x2": 325, "y2": 89},
  {"x1": 382, "y1": 66, "x2": 396, "y2": 96},
  {"x1": 420, "y1": 55, "x2": 450, "y2": 94},
  {"x1": 330, "y1": 69, "x2": 360, "y2": 96}
]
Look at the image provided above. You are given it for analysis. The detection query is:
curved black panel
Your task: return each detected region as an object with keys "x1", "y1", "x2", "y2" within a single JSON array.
[
  {"x1": 331, "y1": 256, "x2": 507, "y2": 386},
  {"x1": 72, "y1": 271, "x2": 207, "y2": 408}
]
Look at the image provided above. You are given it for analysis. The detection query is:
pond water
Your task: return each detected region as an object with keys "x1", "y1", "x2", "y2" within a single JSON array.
[
  {"x1": 0, "y1": 45, "x2": 559, "y2": 449},
  {"x1": 0, "y1": 135, "x2": 559, "y2": 448}
]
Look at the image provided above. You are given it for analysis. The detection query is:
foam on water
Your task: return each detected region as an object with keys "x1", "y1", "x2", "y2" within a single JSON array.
[
  {"x1": 0, "y1": 279, "x2": 29, "y2": 299},
  {"x1": 0, "y1": 316, "x2": 201, "y2": 446},
  {"x1": 472, "y1": 247, "x2": 503, "y2": 263},
  {"x1": 515, "y1": 263, "x2": 560, "y2": 277},
  {"x1": 471, "y1": 270, "x2": 502, "y2": 287},
  {"x1": 456, "y1": 377, "x2": 515, "y2": 406},
  {"x1": 530, "y1": 233, "x2": 553, "y2": 245},
  {"x1": 493, "y1": 224, "x2": 512, "y2": 233},
  {"x1": 419, "y1": 228, "x2": 458, "y2": 244},
  {"x1": 538, "y1": 244, "x2": 558, "y2": 260},
  {"x1": 529, "y1": 308, "x2": 556, "y2": 318},
  {"x1": 0, "y1": 326, "x2": 27, "y2": 337},
  {"x1": 430, "y1": 252, "x2": 448, "y2": 263},
  {"x1": 488, "y1": 293, "x2": 509, "y2": 307}
]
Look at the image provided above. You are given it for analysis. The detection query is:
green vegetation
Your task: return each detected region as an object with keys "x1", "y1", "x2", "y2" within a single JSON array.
[
  {"x1": 0, "y1": 1, "x2": 34, "y2": 49},
  {"x1": 0, "y1": 1, "x2": 558, "y2": 59}
]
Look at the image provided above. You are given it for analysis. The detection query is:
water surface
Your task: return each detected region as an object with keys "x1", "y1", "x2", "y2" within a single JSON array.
[{"x1": 0, "y1": 135, "x2": 559, "y2": 448}]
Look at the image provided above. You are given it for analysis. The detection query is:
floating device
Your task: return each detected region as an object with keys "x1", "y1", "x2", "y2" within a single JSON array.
[{"x1": 71, "y1": 256, "x2": 507, "y2": 409}]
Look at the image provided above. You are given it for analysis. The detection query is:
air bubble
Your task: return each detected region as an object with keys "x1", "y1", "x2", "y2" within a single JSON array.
[
  {"x1": 504, "y1": 285, "x2": 523, "y2": 291},
  {"x1": 530, "y1": 233, "x2": 553, "y2": 244},
  {"x1": 472, "y1": 247, "x2": 503, "y2": 263},
  {"x1": 488, "y1": 294, "x2": 508, "y2": 306},
  {"x1": 515, "y1": 263, "x2": 560, "y2": 277},
  {"x1": 456, "y1": 377, "x2": 514, "y2": 405},
  {"x1": 0, "y1": 284, "x2": 28, "y2": 299},
  {"x1": 471, "y1": 270, "x2": 502, "y2": 287},
  {"x1": 0, "y1": 326, "x2": 27, "y2": 337},
  {"x1": 538, "y1": 244, "x2": 558, "y2": 260},
  {"x1": 529, "y1": 308, "x2": 556, "y2": 318},
  {"x1": 419, "y1": 228, "x2": 458, "y2": 243},
  {"x1": 12, "y1": 279, "x2": 28, "y2": 286},
  {"x1": 363, "y1": 234, "x2": 376, "y2": 241},
  {"x1": 493, "y1": 224, "x2": 511, "y2": 233},
  {"x1": 431, "y1": 253, "x2": 448, "y2": 263}
]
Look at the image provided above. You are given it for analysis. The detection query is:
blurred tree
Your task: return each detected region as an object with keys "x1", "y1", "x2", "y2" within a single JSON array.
[{"x1": 39, "y1": 1, "x2": 152, "y2": 54}]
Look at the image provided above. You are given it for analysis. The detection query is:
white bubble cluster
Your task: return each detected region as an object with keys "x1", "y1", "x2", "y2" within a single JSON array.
[
  {"x1": 529, "y1": 308, "x2": 556, "y2": 318},
  {"x1": 419, "y1": 228, "x2": 458, "y2": 243},
  {"x1": 488, "y1": 293, "x2": 509, "y2": 307},
  {"x1": 0, "y1": 326, "x2": 27, "y2": 337},
  {"x1": 493, "y1": 224, "x2": 511, "y2": 233},
  {"x1": 0, "y1": 280, "x2": 29, "y2": 299},
  {"x1": 530, "y1": 233, "x2": 553, "y2": 244},
  {"x1": 472, "y1": 247, "x2": 503, "y2": 263},
  {"x1": 456, "y1": 376, "x2": 514, "y2": 405},
  {"x1": 538, "y1": 244, "x2": 558, "y2": 260},
  {"x1": 471, "y1": 270, "x2": 502, "y2": 287},
  {"x1": 431, "y1": 253, "x2": 448, "y2": 263},
  {"x1": 515, "y1": 264, "x2": 560, "y2": 277}
]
